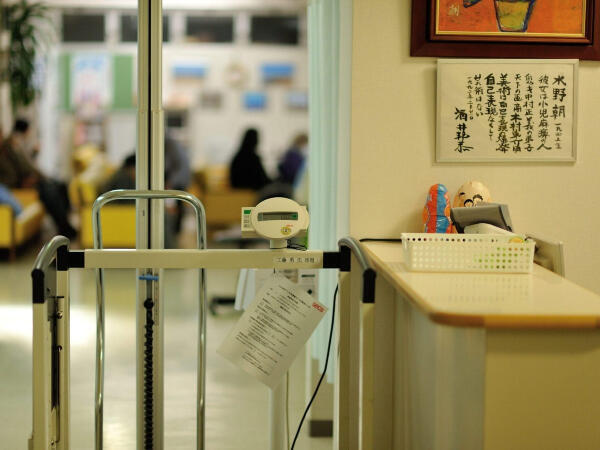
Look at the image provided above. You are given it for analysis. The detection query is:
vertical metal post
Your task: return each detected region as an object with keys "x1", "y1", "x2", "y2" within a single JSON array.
[
  {"x1": 269, "y1": 379, "x2": 287, "y2": 450},
  {"x1": 56, "y1": 269, "x2": 70, "y2": 450},
  {"x1": 31, "y1": 237, "x2": 71, "y2": 450},
  {"x1": 137, "y1": 1, "x2": 164, "y2": 449},
  {"x1": 31, "y1": 282, "x2": 54, "y2": 449}
]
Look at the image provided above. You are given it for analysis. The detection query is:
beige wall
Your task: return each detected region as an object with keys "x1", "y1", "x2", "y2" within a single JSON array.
[{"x1": 349, "y1": 0, "x2": 600, "y2": 293}]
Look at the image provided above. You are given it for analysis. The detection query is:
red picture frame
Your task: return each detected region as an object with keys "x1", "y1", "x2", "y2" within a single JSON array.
[{"x1": 411, "y1": 0, "x2": 600, "y2": 60}]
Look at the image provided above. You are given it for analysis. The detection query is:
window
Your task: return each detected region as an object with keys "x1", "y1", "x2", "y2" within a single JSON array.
[
  {"x1": 120, "y1": 14, "x2": 170, "y2": 42},
  {"x1": 62, "y1": 13, "x2": 105, "y2": 42},
  {"x1": 250, "y1": 16, "x2": 299, "y2": 45},
  {"x1": 185, "y1": 16, "x2": 234, "y2": 43}
]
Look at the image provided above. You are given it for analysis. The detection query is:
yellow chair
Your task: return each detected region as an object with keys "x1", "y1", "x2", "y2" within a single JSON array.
[
  {"x1": 70, "y1": 177, "x2": 137, "y2": 249},
  {"x1": 191, "y1": 166, "x2": 257, "y2": 229},
  {"x1": 0, "y1": 189, "x2": 45, "y2": 259},
  {"x1": 79, "y1": 203, "x2": 137, "y2": 248}
]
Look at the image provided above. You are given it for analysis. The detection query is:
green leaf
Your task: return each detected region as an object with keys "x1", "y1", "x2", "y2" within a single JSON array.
[{"x1": 5, "y1": 0, "x2": 51, "y2": 111}]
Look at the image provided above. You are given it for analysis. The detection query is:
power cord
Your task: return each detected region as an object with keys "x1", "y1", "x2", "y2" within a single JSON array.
[
  {"x1": 287, "y1": 243, "x2": 308, "y2": 251},
  {"x1": 290, "y1": 284, "x2": 338, "y2": 449},
  {"x1": 286, "y1": 371, "x2": 290, "y2": 449},
  {"x1": 359, "y1": 237, "x2": 403, "y2": 243}
]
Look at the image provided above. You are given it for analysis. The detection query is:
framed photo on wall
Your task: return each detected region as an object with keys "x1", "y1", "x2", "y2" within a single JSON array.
[
  {"x1": 411, "y1": 0, "x2": 600, "y2": 59},
  {"x1": 436, "y1": 59, "x2": 578, "y2": 162}
]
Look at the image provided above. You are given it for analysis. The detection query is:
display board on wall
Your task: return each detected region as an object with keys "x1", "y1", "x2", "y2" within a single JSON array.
[
  {"x1": 261, "y1": 63, "x2": 295, "y2": 83},
  {"x1": 71, "y1": 53, "x2": 112, "y2": 109},
  {"x1": 244, "y1": 91, "x2": 267, "y2": 110},
  {"x1": 60, "y1": 53, "x2": 134, "y2": 110},
  {"x1": 437, "y1": 59, "x2": 578, "y2": 162}
]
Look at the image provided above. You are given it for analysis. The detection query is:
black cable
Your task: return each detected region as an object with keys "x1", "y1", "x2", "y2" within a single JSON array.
[
  {"x1": 359, "y1": 238, "x2": 403, "y2": 243},
  {"x1": 287, "y1": 243, "x2": 307, "y2": 251},
  {"x1": 290, "y1": 284, "x2": 338, "y2": 450},
  {"x1": 143, "y1": 298, "x2": 154, "y2": 450}
]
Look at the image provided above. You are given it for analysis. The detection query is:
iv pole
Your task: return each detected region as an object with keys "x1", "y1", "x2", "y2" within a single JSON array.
[
  {"x1": 137, "y1": 1, "x2": 165, "y2": 448},
  {"x1": 94, "y1": 1, "x2": 167, "y2": 448},
  {"x1": 130, "y1": 1, "x2": 167, "y2": 448}
]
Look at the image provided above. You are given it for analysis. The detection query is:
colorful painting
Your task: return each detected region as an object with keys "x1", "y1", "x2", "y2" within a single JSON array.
[
  {"x1": 243, "y1": 92, "x2": 267, "y2": 110},
  {"x1": 261, "y1": 63, "x2": 295, "y2": 84},
  {"x1": 437, "y1": 0, "x2": 586, "y2": 37},
  {"x1": 411, "y1": 0, "x2": 600, "y2": 59}
]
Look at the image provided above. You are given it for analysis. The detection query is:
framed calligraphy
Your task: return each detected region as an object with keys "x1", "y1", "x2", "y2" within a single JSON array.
[
  {"x1": 436, "y1": 59, "x2": 578, "y2": 162},
  {"x1": 411, "y1": 0, "x2": 600, "y2": 60}
]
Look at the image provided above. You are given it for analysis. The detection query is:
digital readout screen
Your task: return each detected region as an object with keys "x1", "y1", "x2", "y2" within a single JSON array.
[{"x1": 258, "y1": 211, "x2": 298, "y2": 221}]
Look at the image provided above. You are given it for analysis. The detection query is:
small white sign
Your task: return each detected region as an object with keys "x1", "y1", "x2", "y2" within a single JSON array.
[
  {"x1": 218, "y1": 275, "x2": 327, "y2": 389},
  {"x1": 437, "y1": 59, "x2": 578, "y2": 162}
]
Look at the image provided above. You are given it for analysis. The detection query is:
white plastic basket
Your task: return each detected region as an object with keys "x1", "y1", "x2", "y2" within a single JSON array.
[{"x1": 401, "y1": 233, "x2": 535, "y2": 273}]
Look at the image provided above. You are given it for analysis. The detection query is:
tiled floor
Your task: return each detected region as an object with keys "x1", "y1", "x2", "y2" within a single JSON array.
[{"x1": 0, "y1": 242, "x2": 332, "y2": 450}]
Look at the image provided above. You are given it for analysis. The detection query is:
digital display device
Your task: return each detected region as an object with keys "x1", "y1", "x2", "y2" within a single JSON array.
[
  {"x1": 242, "y1": 198, "x2": 309, "y2": 247},
  {"x1": 258, "y1": 212, "x2": 298, "y2": 221}
]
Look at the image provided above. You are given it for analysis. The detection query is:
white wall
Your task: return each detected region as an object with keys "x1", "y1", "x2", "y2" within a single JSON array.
[
  {"x1": 47, "y1": 6, "x2": 308, "y2": 178},
  {"x1": 162, "y1": 43, "x2": 308, "y2": 174},
  {"x1": 349, "y1": 0, "x2": 600, "y2": 293}
]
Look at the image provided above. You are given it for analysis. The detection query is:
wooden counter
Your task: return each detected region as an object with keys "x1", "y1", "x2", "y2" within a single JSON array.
[
  {"x1": 362, "y1": 241, "x2": 600, "y2": 328},
  {"x1": 336, "y1": 241, "x2": 600, "y2": 450}
]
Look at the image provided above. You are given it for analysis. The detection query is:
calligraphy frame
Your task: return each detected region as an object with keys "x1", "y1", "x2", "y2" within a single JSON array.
[
  {"x1": 436, "y1": 59, "x2": 578, "y2": 163},
  {"x1": 411, "y1": 0, "x2": 600, "y2": 60}
]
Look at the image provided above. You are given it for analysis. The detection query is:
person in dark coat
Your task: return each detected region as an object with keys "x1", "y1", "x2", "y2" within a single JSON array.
[
  {"x1": 278, "y1": 133, "x2": 308, "y2": 185},
  {"x1": 229, "y1": 128, "x2": 270, "y2": 190}
]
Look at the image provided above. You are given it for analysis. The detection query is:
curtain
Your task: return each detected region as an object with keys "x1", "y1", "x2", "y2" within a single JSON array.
[{"x1": 308, "y1": 0, "x2": 341, "y2": 380}]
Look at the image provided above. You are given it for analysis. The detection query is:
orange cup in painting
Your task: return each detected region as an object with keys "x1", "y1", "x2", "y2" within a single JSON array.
[
  {"x1": 438, "y1": 0, "x2": 584, "y2": 36},
  {"x1": 494, "y1": 0, "x2": 537, "y2": 32}
]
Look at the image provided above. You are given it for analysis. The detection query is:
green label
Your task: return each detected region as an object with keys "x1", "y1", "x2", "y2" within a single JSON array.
[{"x1": 244, "y1": 209, "x2": 251, "y2": 214}]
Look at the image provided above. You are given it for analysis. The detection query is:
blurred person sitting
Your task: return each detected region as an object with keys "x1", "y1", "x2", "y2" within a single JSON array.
[
  {"x1": 0, "y1": 118, "x2": 76, "y2": 238},
  {"x1": 277, "y1": 133, "x2": 308, "y2": 186},
  {"x1": 72, "y1": 143, "x2": 111, "y2": 186},
  {"x1": 165, "y1": 134, "x2": 191, "y2": 192},
  {"x1": 104, "y1": 137, "x2": 191, "y2": 195},
  {"x1": 254, "y1": 133, "x2": 310, "y2": 202},
  {"x1": 101, "y1": 152, "x2": 179, "y2": 248},
  {"x1": 165, "y1": 134, "x2": 191, "y2": 233},
  {"x1": 101, "y1": 153, "x2": 136, "y2": 193},
  {"x1": 69, "y1": 143, "x2": 112, "y2": 209},
  {"x1": 229, "y1": 128, "x2": 270, "y2": 191}
]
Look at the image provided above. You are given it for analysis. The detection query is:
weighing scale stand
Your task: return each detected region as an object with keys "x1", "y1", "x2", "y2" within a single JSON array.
[
  {"x1": 30, "y1": 235, "x2": 376, "y2": 449},
  {"x1": 28, "y1": 0, "x2": 378, "y2": 446}
]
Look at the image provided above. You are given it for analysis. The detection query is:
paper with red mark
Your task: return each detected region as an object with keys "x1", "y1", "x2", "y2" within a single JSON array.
[{"x1": 217, "y1": 274, "x2": 327, "y2": 389}]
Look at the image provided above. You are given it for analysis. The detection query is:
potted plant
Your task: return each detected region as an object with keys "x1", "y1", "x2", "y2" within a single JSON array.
[{"x1": 2, "y1": 0, "x2": 51, "y2": 113}]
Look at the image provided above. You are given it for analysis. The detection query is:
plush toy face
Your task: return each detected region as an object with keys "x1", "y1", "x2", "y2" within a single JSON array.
[{"x1": 453, "y1": 181, "x2": 492, "y2": 208}]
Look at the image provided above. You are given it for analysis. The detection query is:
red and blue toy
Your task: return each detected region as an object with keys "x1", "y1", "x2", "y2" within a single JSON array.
[{"x1": 422, "y1": 184, "x2": 452, "y2": 233}]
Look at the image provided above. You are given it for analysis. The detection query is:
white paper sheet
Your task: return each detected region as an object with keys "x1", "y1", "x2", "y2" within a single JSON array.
[
  {"x1": 217, "y1": 274, "x2": 327, "y2": 389},
  {"x1": 235, "y1": 268, "x2": 318, "y2": 311},
  {"x1": 437, "y1": 59, "x2": 577, "y2": 162}
]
